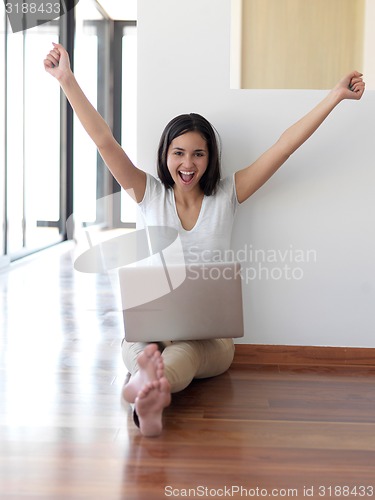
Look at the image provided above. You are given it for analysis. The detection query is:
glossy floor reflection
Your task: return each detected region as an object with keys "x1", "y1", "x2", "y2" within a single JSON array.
[
  {"x1": 1, "y1": 242, "x2": 375, "y2": 499},
  {"x1": 0, "y1": 243, "x2": 131, "y2": 498}
]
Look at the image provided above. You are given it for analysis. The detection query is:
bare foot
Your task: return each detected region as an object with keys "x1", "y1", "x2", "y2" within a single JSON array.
[
  {"x1": 135, "y1": 377, "x2": 171, "y2": 437},
  {"x1": 122, "y1": 344, "x2": 163, "y2": 403}
]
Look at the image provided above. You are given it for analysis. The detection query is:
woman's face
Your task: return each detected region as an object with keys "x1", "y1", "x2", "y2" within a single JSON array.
[{"x1": 166, "y1": 131, "x2": 209, "y2": 193}]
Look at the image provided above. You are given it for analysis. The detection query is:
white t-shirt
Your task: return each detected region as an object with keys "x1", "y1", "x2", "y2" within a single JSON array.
[{"x1": 138, "y1": 173, "x2": 239, "y2": 263}]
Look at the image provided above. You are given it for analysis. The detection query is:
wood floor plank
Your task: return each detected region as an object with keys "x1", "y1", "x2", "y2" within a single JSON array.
[{"x1": 1, "y1": 241, "x2": 375, "y2": 499}]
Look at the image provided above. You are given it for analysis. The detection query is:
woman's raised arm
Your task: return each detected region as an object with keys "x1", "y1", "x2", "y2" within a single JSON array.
[
  {"x1": 235, "y1": 71, "x2": 365, "y2": 204},
  {"x1": 44, "y1": 43, "x2": 146, "y2": 202}
]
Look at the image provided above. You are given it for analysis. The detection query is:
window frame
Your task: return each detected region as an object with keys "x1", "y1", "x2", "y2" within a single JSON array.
[{"x1": 0, "y1": 5, "x2": 137, "y2": 263}]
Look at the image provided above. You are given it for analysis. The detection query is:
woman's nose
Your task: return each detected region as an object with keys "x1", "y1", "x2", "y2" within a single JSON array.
[{"x1": 183, "y1": 155, "x2": 194, "y2": 168}]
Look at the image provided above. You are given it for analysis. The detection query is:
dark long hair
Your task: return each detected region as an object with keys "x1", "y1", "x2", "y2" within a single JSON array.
[{"x1": 157, "y1": 113, "x2": 221, "y2": 196}]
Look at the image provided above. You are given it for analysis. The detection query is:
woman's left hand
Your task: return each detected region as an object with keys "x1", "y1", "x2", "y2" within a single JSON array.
[{"x1": 332, "y1": 71, "x2": 365, "y2": 101}]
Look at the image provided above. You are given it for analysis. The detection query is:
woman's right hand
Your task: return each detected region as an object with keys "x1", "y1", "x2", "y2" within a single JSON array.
[
  {"x1": 43, "y1": 42, "x2": 72, "y2": 81},
  {"x1": 331, "y1": 71, "x2": 365, "y2": 102}
]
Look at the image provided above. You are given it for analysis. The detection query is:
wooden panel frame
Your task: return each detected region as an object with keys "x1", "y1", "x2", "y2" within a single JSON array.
[{"x1": 241, "y1": 0, "x2": 365, "y2": 89}]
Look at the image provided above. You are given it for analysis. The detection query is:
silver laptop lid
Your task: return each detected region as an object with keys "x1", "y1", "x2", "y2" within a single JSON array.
[{"x1": 120, "y1": 262, "x2": 244, "y2": 342}]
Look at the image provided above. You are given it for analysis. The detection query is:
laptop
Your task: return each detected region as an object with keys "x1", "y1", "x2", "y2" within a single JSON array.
[{"x1": 119, "y1": 261, "x2": 244, "y2": 342}]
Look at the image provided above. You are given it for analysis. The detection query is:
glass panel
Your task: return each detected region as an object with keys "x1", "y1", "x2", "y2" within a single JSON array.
[
  {"x1": 73, "y1": 3, "x2": 100, "y2": 223},
  {"x1": 6, "y1": 24, "x2": 24, "y2": 254},
  {"x1": 24, "y1": 24, "x2": 61, "y2": 249},
  {"x1": 0, "y1": 4, "x2": 5, "y2": 257},
  {"x1": 6, "y1": 18, "x2": 61, "y2": 258},
  {"x1": 121, "y1": 24, "x2": 137, "y2": 224}
]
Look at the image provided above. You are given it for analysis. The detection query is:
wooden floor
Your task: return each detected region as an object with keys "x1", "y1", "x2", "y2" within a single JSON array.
[{"x1": 1, "y1": 242, "x2": 375, "y2": 499}]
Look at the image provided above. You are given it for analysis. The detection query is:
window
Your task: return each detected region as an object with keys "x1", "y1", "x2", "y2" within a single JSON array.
[
  {"x1": 0, "y1": 1, "x2": 138, "y2": 261},
  {"x1": 121, "y1": 24, "x2": 137, "y2": 224},
  {"x1": 73, "y1": 1, "x2": 102, "y2": 224},
  {"x1": 5, "y1": 18, "x2": 61, "y2": 258},
  {"x1": 5, "y1": 25, "x2": 23, "y2": 254},
  {"x1": 72, "y1": 5, "x2": 138, "y2": 228},
  {"x1": 73, "y1": 28, "x2": 98, "y2": 223},
  {"x1": 24, "y1": 25, "x2": 61, "y2": 247},
  {"x1": 0, "y1": 5, "x2": 5, "y2": 260}
]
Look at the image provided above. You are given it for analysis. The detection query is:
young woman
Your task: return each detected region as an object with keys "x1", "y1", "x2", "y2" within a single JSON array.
[{"x1": 44, "y1": 43, "x2": 365, "y2": 437}]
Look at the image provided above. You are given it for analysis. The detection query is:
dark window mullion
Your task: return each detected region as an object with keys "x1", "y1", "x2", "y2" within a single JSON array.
[
  {"x1": 113, "y1": 20, "x2": 136, "y2": 229},
  {"x1": 96, "y1": 19, "x2": 113, "y2": 226},
  {"x1": 59, "y1": 9, "x2": 75, "y2": 239},
  {"x1": 22, "y1": 31, "x2": 26, "y2": 248},
  {"x1": 3, "y1": 12, "x2": 8, "y2": 256}
]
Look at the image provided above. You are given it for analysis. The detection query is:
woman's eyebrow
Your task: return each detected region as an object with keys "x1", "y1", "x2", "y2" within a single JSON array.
[{"x1": 172, "y1": 147, "x2": 207, "y2": 152}]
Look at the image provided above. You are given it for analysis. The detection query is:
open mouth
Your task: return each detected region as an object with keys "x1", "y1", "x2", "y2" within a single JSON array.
[{"x1": 178, "y1": 171, "x2": 196, "y2": 185}]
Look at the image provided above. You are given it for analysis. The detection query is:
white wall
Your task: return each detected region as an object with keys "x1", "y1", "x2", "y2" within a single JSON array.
[{"x1": 137, "y1": 0, "x2": 375, "y2": 347}]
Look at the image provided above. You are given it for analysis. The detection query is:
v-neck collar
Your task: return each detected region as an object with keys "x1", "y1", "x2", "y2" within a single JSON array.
[{"x1": 171, "y1": 191, "x2": 206, "y2": 232}]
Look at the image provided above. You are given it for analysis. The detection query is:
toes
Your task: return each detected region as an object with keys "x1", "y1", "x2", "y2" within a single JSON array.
[
  {"x1": 137, "y1": 343, "x2": 158, "y2": 368},
  {"x1": 159, "y1": 377, "x2": 170, "y2": 394},
  {"x1": 155, "y1": 357, "x2": 164, "y2": 379},
  {"x1": 134, "y1": 378, "x2": 171, "y2": 437},
  {"x1": 152, "y1": 349, "x2": 161, "y2": 360},
  {"x1": 136, "y1": 380, "x2": 158, "y2": 400},
  {"x1": 145, "y1": 343, "x2": 158, "y2": 358},
  {"x1": 159, "y1": 377, "x2": 171, "y2": 407}
]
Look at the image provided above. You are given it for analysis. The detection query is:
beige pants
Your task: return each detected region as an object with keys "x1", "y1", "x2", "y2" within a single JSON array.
[{"x1": 122, "y1": 338, "x2": 235, "y2": 393}]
